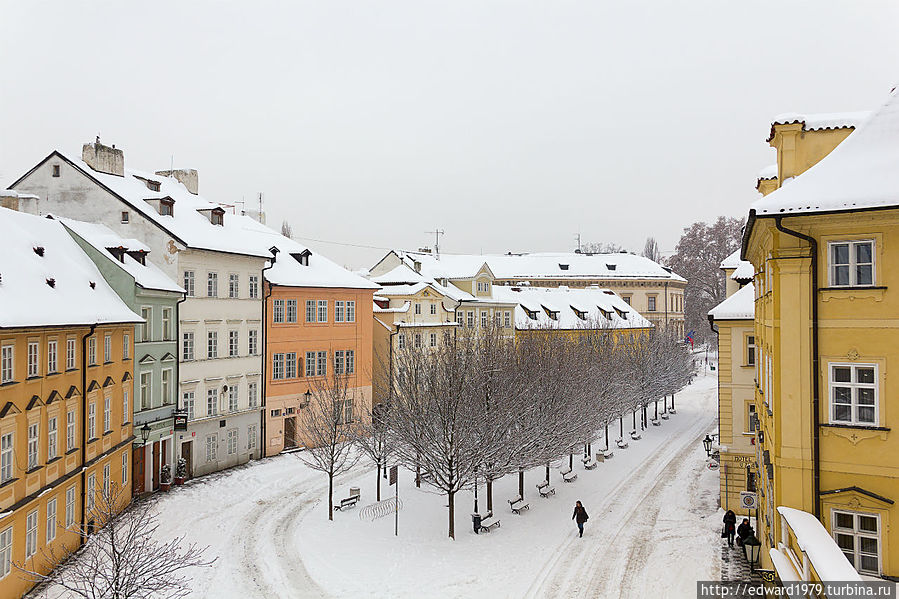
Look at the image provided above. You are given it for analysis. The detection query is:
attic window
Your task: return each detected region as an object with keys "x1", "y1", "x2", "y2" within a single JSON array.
[
  {"x1": 147, "y1": 181, "x2": 161, "y2": 192},
  {"x1": 291, "y1": 250, "x2": 312, "y2": 266},
  {"x1": 33, "y1": 246, "x2": 45, "y2": 257},
  {"x1": 524, "y1": 308, "x2": 539, "y2": 320},
  {"x1": 542, "y1": 305, "x2": 559, "y2": 320},
  {"x1": 127, "y1": 250, "x2": 147, "y2": 266},
  {"x1": 605, "y1": 264, "x2": 616, "y2": 271},
  {"x1": 559, "y1": 264, "x2": 570, "y2": 271},
  {"x1": 598, "y1": 307, "x2": 612, "y2": 320},
  {"x1": 614, "y1": 307, "x2": 628, "y2": 319},
  {"x1": 159, "y1": 198, "x2": 174, "y2": 217},
  {"x1": 89, "y1": 281, "x2": 96, "y2": 289},
  {"x1": 210, "y1": 209, "x2": 224, "y2": 226},
  {"x1": 121, "y1": 211, "x2": 129, "y2": 224},
  {"x1": 571, "y1": 307, "x2": 587, "y2": 320},
  {"x1": 52, "y1": 164, "x2": 60, "y2": 177},
  {"x1": 106, "y1": 247, "x2": 126, "y2": 263},
  {"x1": 46, "y1": 278, "x2": 56, "y2": 288}
]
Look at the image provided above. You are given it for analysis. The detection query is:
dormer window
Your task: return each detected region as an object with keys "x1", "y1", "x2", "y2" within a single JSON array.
[
  {"x1": 197, "y1": 207, "x2": 225, "y2": 226},
  {"x1": 598, "y1": 307, "x2": 612, "y2": 320},
  {"x1": 614, "y1": 307, "x2": 628, "y2": 319},
  {"x1": 106, "y1": 247, "x2": 127, "y2": 263},
  {"x1": 605, "y1": 264, "x2": 617, "y2": 271},
  {"x1": 542, "y1": 305, "x2": 559, "y2": 320},
  {"x1": 147, "y1": 181, "x2": 161, "y2": 192},
  {"x1": 291, "y1": 249, "x2": 312, "y2": 266},
  {"x1": 524, "y1": 308, "x2": 538, "y2": 320},
  {"x1": 559, "y1": 264, "x2": 569, "y2": 271},
  {"x1": 159, "y1": 198, "x2": 174, "y2": 217},
  {"x1": 33, "y1": 246, "x2": 45, "y2": 257},
  {"x1": 127, "y1": 250, "x2": 147, "y2": 266},
  {"x1": 572, "y1": 307, "x2": 587, "y2": 320}
]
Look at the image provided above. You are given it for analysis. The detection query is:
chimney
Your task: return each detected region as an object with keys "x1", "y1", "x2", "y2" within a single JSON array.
[
  {"x1": 155, "y1": 168, "x2": 199, "y2": 195},
  {"x1": 82, "y1": 140, "x2": 125, "y2": 176},
  {"x1": 0, "y1": 192, "x2": 19, "y2": 211}
]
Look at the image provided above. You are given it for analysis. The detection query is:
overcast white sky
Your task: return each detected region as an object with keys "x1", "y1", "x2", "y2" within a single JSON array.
[{"x1": 2, "y1": 1, "x2": 897, "y2": 268}]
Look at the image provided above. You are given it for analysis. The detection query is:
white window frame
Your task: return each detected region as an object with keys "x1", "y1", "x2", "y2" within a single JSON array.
[
  {"x1": 317, "y1": 351, "x2": 327, "y2": 376},
  {"x1": 161, "y1": 368, "x2": 172, "y2": 405},
  {"x1": 207, "y1": 272, "x2": 218, "y2": 297},
  {"x1": 48, "y1": 416, "x2": 58, "y2": 460},
  {"x1": 65, "y1": 485, "x2": 75, "y2": 528},
  {"x1": 25, "y1": 509, "x2": 38, "y2": 558},
  {"x1": 206, "y1": 434, "x2": 217, "y2": 462},
  {"x1": 828, "y1": 240, "x2": 875, "y2": 288},
  {"x1": 286, "y1": 300, "x2": 298, "y2": 323},
  {"x1": 248, "y1": 424, "x2": 257, "y2": 450},
  {"x1": 248, "y1": 330, "x2": 258, "y2": 355},
  {"x1": 47, "y1": 339, "x2": 58, "y2": 373},
  {"x1": 305, "y1": 351, "x2": 316, "y2": 377},
  {"x1": 46, "y1": 497, "x2": 57, "y2": 543},
  {"x1": 273, "y1": 353, "x2": 285, "y2": 380},
  {"x1": 227, "y1": 428, "x2": 238, "y2": 455},
  {"x1": 228, "y1": 386, "x2": 238, "y2": 412},
  {"x1": 103, "y1": 395, "x2": 111, "y2": 432},
  {"x1": 285, "y1": 352, "x2": 297, "y2": 379},
  {"x1": 346, "y1": 301, "x2": 355, "y2": 323},
  {"x1": 140, "y1": 372, "x2": 152, "y2": 411},
  {"x1": 104, "y1": 334, "x2": 111, "y2": 363},
  {"x1": 66, "y1": 338, "x2": 76, "y2": 370},
  {"x1": 183, "y1": 270, "x2": 195, "y2": 297},
  {"x1": 140, "y1": 307, "x2": 152, "y2": 342},
  {"x1": 28, "y1": 422, "x2": 39, "y2": 469},
  {"x1": 207, "y1": 331, "x2": 218, "y2": 359},
  {"x1": 249, "y1": 275, "x2": 259, "y2": 299},
  {"x1": 183, "y1": 391, "x2": 195, "y2": 420},
  {"x1": 273, "y1": 299, "x2": 285, "y2": 324},
  {"x1": 121, "y1": 451, "x2": 128, "y2": 484},
  {"x1": 123, "y1": 388, "x2": 129, "y2": 423},
  {"x1": 1, "y1": 344, "x2": 13, "y2": 383},
  {"x1": 335, "y1": 300, "x2": 345, "y2": 323},
  {"x1": 27, "y1": 341, "x2": 39, "y2": 377},
  {"x1": 346, "y1": 350, "x2": 354, "y2": 374},
  {"x1": 229, "y1": 273, "x2": 239, "y2": 298},
  {"x1": 183, "y1": 332, "x2": 195, "y2": 361},
  {"x1": 88, "y1": 403, "x2": 96, "y2": 440},
  {"x1": 0, "y1": 432, "x2": 13, "y2": 483},
  {"x1": 207, "y1": 388, "x2": 218, "y2": 417},
  {"x1": 122, "y1": 334, "x2": 130, "y2": 360},
  {"x1": 0, "y1": 526, "x2": 12, "y2": 578},
  {"x1": 162, "y1": 308, "x2": 173, "y2": 341},
  {"x1": 832, "y1": 509, "x2": 881, "y2": 575},
  {"x1": 248, "y1": 382, "x2": 258, "y2": 408},
  {"x1": 306, "y1": 300, "x2": 316, "y2": 323},
  {"x1": 229, "y1": 330, "x2": 239, "y2": 357},
  {"x1": 66, "y1": 410, "x2": 76, "y2": 451},
  {"x1": 829, "y1": 363, "x2": 878, "y2": 426},
  {"x1": 317, "y1": 300, "x2": 328, "y2": 323},
  {"x1": 86, "y1": 472, "x2": 96, "y2": 513}
]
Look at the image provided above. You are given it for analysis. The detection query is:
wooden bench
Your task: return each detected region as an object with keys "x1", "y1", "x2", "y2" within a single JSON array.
[
  {"x1": 479, "y1": 512, "x2": 501, "y2": 533},
  {"x1": 560, "y1": 468, "x2": 578, "y2": 482},
  {"x1": 630, "y1": 430, "x2": 642, "y2": 441},
  {"x1": 602, "y1": 450, "x2": 614, "y2": 460},
  {"x1": 651, "y1": 418, "x2": 661, "y2": 426},
  {"x1": 536, "y1": 480, "x2": 556, "y2": 498},
  {"x1": 508, "y1": 497, "x2": 530, "y2": 514},
  {"x1": 661, "y1": 413, "x2": 670, "y2": 420},
  {"x1": 334, "y1": 494, "x2": 360, "y2": 511},
  {"x1": 616, "y1": 438, "x2": 629, "y2": 449},
  {"x1": 669, "y1": 408, "x2": 677, "y2": 415},
  {"x1": 582, "y1": 459, "x2": 598, "y2": 470}
]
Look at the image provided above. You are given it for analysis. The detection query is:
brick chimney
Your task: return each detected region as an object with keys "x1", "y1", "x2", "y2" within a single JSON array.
[
  {"x1": 155, "y1": 168, "x2": 199, "y2": 195},
  {"x1": 82, "y1": 139, "x2": 124, "y2": 176}
]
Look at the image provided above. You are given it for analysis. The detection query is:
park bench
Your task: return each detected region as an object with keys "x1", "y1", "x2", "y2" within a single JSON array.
[
  {"x1": 560, "y1": 468, "x2": 578, "y2": 483},
  {"x1": 536, "y1": 480, "x2": 556, "y2": 498},
  {"x1": 602, "y1": 450, "x2": 614, "y2": 460},
  {"x1": 661, "y1": 413, "x2": 670, "y2": 420},
  {"x1": 334, "y1": 493, "x2": 360, "y2": 511},
  {"x1": 669, "y1": 408, "x2": 677, "y2": 415},
  {"x1": 479, "y1": 511, "x2": 501, "y2": 533},
  {"x1": 616, "y1": 438, "x2": 629, "y2": 449},
  {"x1": 651, "y1": 418, "x2": 661, "y2": 426},
  {"x1": 630, "y1": 430, "x2": 642, "y2": 441},
  {"x1": 508, "y1": 496, "x2": 530, "y2": 514},
  {"x1": 582, "y1": 458, "x2": 598, "y2": 470}
]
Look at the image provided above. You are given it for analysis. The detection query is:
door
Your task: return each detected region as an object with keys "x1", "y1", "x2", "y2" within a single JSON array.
[
  {"x1": 181, "y1": 441, "x2": 193, "y2": 479},
  {"x1": 132, "y1": 447, "x2": 145, "y2": 496},
  {"x1": 152, "y1": 441, "x2": 161, "y2": 491},
  {"x1": 284, "y1": 417, "x2": 297, "y2": 449}
]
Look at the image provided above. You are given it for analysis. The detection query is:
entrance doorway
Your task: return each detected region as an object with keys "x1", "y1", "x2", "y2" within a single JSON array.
[
  {"x1": 284, "y1": 417, "x2": 297, "y2": 449},
  {"x1": 181, "y1": 441, "x2": 193, "y2": 479},
  {"x1": 152, "y1": 441, "x2": 161, "y2": 491},
  {"x1": 132, "y1": 447, "x2": 145, "y2": 496}
]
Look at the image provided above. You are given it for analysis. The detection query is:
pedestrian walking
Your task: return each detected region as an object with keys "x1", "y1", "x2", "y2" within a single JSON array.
[
  {"x1": 736, "y1": 518, "x2": 753, "y2": 547},
  {"x1": 572, "y1": 501, "x2": 589, "y2": 538},
  {"x1": 722, "y1": 510, "x2": 737, "y2": 547}
]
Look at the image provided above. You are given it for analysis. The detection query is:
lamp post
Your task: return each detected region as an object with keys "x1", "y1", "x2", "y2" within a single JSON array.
[
  {"x1": 140, "y1": 423, "x2": 151, "y2": 446},
  {"x1": 303, "y1": 389, "x2": 312, "y2": 407},
  {"x1": 473, "y1": 464, "x2": 479, "y2": 514},
  {"x1": 743, "y1": 534, "x2": 762, "y2": 572},
  {"x1": 702, "y1": 434, "x2": 713, "y2": 457}
]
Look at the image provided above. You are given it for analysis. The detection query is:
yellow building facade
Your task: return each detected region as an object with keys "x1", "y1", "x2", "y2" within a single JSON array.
[{"x1": 743, "y1": 100, "x2": 898, "y2": 579}]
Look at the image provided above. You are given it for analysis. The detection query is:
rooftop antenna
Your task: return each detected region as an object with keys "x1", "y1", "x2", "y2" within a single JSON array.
[
  {"x1": 426, "y1": 228, "x2": 444, "y2": 256},
  {"x1": 575, "y1": 232, "x2": 582, "y2": 253}
]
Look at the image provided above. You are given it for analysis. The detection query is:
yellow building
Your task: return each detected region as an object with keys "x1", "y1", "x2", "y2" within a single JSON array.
[
  {"x1": 709, "y1": 253, "x2": 756, "y2": 516},
  {"x1": 743, "y1": 94, "x2": 899, "y2": 579},
  {"x1": 0, "y1": 208, "x2": 141, "y2": 598}
]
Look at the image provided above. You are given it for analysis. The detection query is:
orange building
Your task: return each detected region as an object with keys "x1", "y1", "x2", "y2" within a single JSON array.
[
  {"x1": 0, "y1": 208, "x2": 141, "y2": 598},
  {"x1": 262, "y1": 246, "x2": 378, "y2": 455}
]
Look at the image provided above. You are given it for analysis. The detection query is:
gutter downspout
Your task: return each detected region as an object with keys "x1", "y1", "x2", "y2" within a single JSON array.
[
  {"x1": 260, "y1": 248, "x2": 278, "y2": 458},
  {"x1": 665, "y1": 281, "x2": 669, "y2": 328},
  {"x1": 79, "y1": 323, "x2": 97, "y2": 547},
  {"x1": 708, "y1": 314, "x2": 721, "y2": 503},
  {"x1": 774, "y1": 217, "x2": 820, "y2": 519}
]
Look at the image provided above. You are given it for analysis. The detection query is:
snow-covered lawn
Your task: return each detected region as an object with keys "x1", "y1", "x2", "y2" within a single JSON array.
[{"x1": 149, "y1": 372, "x2": 720, "y2": 598}]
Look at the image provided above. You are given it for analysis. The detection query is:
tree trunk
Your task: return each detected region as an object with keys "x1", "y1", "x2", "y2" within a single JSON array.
[
  {"x1": 328, "y1": 473, "x2": 334, "y2": 521},
  {"x1": 518, "y1": 468, "x2": 524, "y2": 498},
  {"x1": 605, "y1": 424, "x2": 609, "y2": 450},
  {"x1": 654, "y1": 400, "x2": 658, "y2": 420},
  {"x1": 569, "y1": 454, "x2": 573, "y2": 469},
  {"x1": 632, "y1": 410, "x2": 636, "y2": 431},
  {"x1": 376, "y1": 460, "x2": 382, "y2": 502},
  {"x1": 416, "y1": 453, "x2": 421, "y2": 488},
  {"x1": 672, "y1": 394, "x2": 675, "y2": 410},
  {"x1": 619, "y1": 416, "x2": 623, "y2": 438},
  {"x1": 486, "y1": 479, "x2": 493, "y2": 513},
  {"x1": 545, "y1": 463, "x2": 550, "y2": 482},
  {"x1": 448, "y1": 490, "x2": 455, "y2": 539}
]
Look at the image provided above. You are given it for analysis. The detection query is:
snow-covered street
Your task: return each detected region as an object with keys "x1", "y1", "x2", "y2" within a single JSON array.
[{"x1": 142, "y1": 371, "x2": 720, "y2": 599}]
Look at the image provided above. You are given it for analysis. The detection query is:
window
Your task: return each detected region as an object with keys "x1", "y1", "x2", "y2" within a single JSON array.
[
  {"x1": 140, "y1": 307, "x2": 152, "y2": 342},
  {"x1": 455, "y1": 311, "x2": 463, "y2": 326},
  {"x1": 66, "y1": 410, "x2": 76, "y2": 451},
  {"x1": 28, "y1": 341, "x2": 39, "y2": 377},
  {"x1": 829, "y1": 240, "x2": 874, "y2": 287},
  {"x1": 305, "y1": 351, "x2": 316, "y2": 377},
  {"x1": 318, "y1": 300, "x2": 328, "y2": 322},
  {"x1": 88, "y1": 403, "x2": 96, "y2": 440},
  {"x1": 52, "y1": 164, "x2": 60, "y2": 177},
  {"x1": 161, "y1": 369, "x2": 172, "y2": 405},
  {"x1": 205, "y1": 434, "x2": 217, "y2": 462},
  {"x1": 228, "y1": 386, "x2": 238, "y2": 412},
  {"x1": 273, "y1": 353, "x2": 285, "y2": 380},
  {"x1": 207, "y1": 331, "x2": 218, "y2": 359},
  {"x1": 335, "y1": 350, "x2": 345, "y2": 375},
  {"x1": 28, "y1": 422, "x2": 39, "y2": 469},
  {"x1": 182, "y1": 332, "x2": 195, "y2": 360},
  {"x1": 48, "y1": 417, "x2": 57, "y2": 460},
  {"x1": 248, "y1": 330, "x2": 258, "y2": 355},
  {"x1": 227, "y1": 429, "x2": 238, "y2": 455},
  {"x1": 647, "y1": 296, "x2": 657, "y2": 312},
  {"x1": 336, "y1": 399, "x2": 354, "y2": 425},
  {"x1": 140, "y1": 372, "x2": 151, "y2": 410},
  {"x1": 430, "y1": 303, "x2": 437, "y2": 315},
  {"x1": 1, "y1": 344, "x2": 14, "y2": 383},
  {"x1": 0, "y1": 526, "x2": 10, "y2": 578},
  {"x1": 65, "y1": 486, "x2": 75, "y2": 528},
  {"x1": 746, "y1": 466, "x2": 756, "y2": 493},
  {"x1": 25, "y1": 510, "x2": 37, "y2": 558},
  {"x1": 104, "y1": 334, "x2": 111, "y2": 363},
  {"x1": 430, "y1": 333, "x2": 437, "y2": 347},
  {"x1": 122, "y1": 334, "x2": 130, "y2": 360},
  {"x1": 467, "y1": 311, "x2": 474, "y2": 328},
  {"x1": 273, "y1": 299, "x2": 285, "y2": 323},
  {"x1": 306, "y1": 300, "x2": 315, "y2": 323},
  {"x1": 86, "y1": 473, "x2": 96, "y2": 513},
  {"x1": 229, "y1": 330, "x2": 239, "y2": 357},
  {"x1": 481, "y1": 311, "x2": 488, "y2": 328},
  {"x1": 414, "y1": 333, "x2": 422, "y2": 348},
  {"x1": 121, "y1": 451, "x2": 128, "y2": 484},
  {"x1": 317, "y1": 351, "x2": 327, "y2": 376},
  {"x1": 335, "y1": 301, "x2": 345, "y2": 323},
  {"x1": 414, "y1": 303, "x2": 421, "y2": 315},
  {"x1": 746, "y1": 335, "x2": 756, "y2": 367},
  {"x1": 0, "y1": 432, "x2": 13, "y2": 483},
  {"x1": 504, "y1": 311, "x2": 511, "y2": 328},
  {"x1": 46, "y1": 497, "x2": 57, "y2": 543},
  {"x1": 286, "y1": 353, "x2": 297, "y2": 378},
  {"x1": 286, "y1": 300, "x2": 297, "y2": 323},
  {"x1": 207, "y1": 272, "x2": 218, "y2": 297},
  {"x1": 47, "y1": 340, "x2": 58, "y2": 373},
  {"x1": 66, "y1": 338, "x2": 76, "y2": 370},
  {"x1": 183, "y1": 270, "x2": 195, "y2": 296},
  {"x1": 103, "y1": 395, "x2": 111, "y2": 432},
  {"x1": 398, "y1": 334, "x2": 406, "y2": 350},
  {"x1": 207, "y1": 389, "x2": 217, "y2": 417},
  {"x1": 248, "y1": 425, "x2": 257, "y2": 450},
  {"x1": 346, "y1": 301, "x2": 355, "y2": 323},
  {"x1": 229, "y1": 274, "x2": 239, "y2": 298},
  {"x1": 748, "y1": 403, "x2": 757, "y2": 433},
  {"x1": 830, "y1": 364, "x2": 877, "y2": 425},
  {"x1": 248, "y1": 382, "x2": 258, "y2": 408},
  {"x1": 249, "y1": 275, "x2": 259, "y2": 299},
  {"x1": 833, "y1": 510, "x2": 880, "y2": 575},
  {"x1": 103, "y1": 463, "x2": 110, "y2": 498},
  {"x1": 162, "y1": 308, "x2": 173, "y2": 341},
  {"x1": 123, "y1": 389, "x2": 129, "y2": 423},
  {"x1": 622, "y1": 295, "x2": 631, "y2": 306},
  {"x1": 346, "y1": 350, "x2": 355, "y2": 374},
  {"x1": 183, "y1": 391, "x2": 195, "y2": 420}
]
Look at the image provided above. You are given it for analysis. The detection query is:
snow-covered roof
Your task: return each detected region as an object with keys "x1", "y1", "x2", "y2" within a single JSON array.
[
  {"x1": 777, "y1": 506, "x2": 861, "y2": 582},
  {"x1": 767, "y1": 111, "x2": 870, "y2": 141},
  {"x1": 35, "y1": 150, "x2": 376, "y2": 290},
  {"x1": 708, "y1": 284, "x2": 754, "y2": 321},
  {"x1": 369, "y1": 261, "x2": 505, "y2": 305},
  {"x1": 491, "y1": 285, "x2": 653, "y2": 331},
  {"x1": 757, "y1": 164, "x2": 778, "y2": 181},
  {"x1": 0, "y1": 207, "x2": 143, "y2": 328},
  {"x1": 396, "y1": 251, "x2": 685, "y2": 283},
  {"x1": 732, "y1": 261, "x2": 754, "y2": 281},
  {"x1": 719, "y1": 249, "x2": 743, "y2": 270},
  {"x1": 55, "y1": 217, "x2": 183, "y2": 293},
  {"x1": 751, "y1": 91, "x2": 899, "y2": 217}
]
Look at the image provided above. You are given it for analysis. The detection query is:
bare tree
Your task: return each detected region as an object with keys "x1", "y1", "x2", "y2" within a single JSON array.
[
  {"x1": 281, "y1": 219, "x2": 293, "y2": 239},
  {"x1": 18, "y1": 482, "x2": 213, "y2": 599},
  {"x1": 580, "y1": 241, "x2": 627, "y2": 254},
  {"x1": 642, "y1": 237, "x2": 661, "y2": 263},
  {"x1": 353, "y1": 400, "x2": 392, "y2": 501},
  {"x1": 298, "y1": 370, "x2": 364, "y2": 520}
]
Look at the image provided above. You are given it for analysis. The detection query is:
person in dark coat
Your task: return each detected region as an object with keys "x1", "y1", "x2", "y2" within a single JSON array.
[
  {"x1": 722, "y1": 510, "x2": 737, "y2": 547},
  {"x1": 736, "y1": 518, "x2": 753, "y2": 546},
  {"x1": 572, "y1": 501, "x2": 589, "y2": 538}
]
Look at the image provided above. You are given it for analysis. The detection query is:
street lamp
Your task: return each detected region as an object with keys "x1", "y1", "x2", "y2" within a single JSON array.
[
  {"x1": 140, "y1": 423, "x2": 151, "y2": 446},
  {"x1": 743, "y1": 534, "x2": 762, "y2": 571},
  {"x1": 303, "y1": 389, "x2": 312, "y2": 407},
  {"x1": 702, "y1": 434, "x2": 713, "y2": 457}
]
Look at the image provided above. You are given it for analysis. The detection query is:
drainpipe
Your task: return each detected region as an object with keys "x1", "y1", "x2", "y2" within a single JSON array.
[
  {"x1": 79, "y1": 323, "x2": 97, "y2": 547},
  {"x1": 774, "y1": 217, "x2": 820, "y2": 519},
  {"x1": 708, "y1": 314, "x2": 721, "y2": 501},
  {"x1": 174, "y1": 292, "x2": 187, "y2": 412},
  {"x1": 664, "y1": 281, "x2": 669, "y2": 328},
  {"x1": 260, "y1": 247, "x2": 279, "y2": 458}
]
